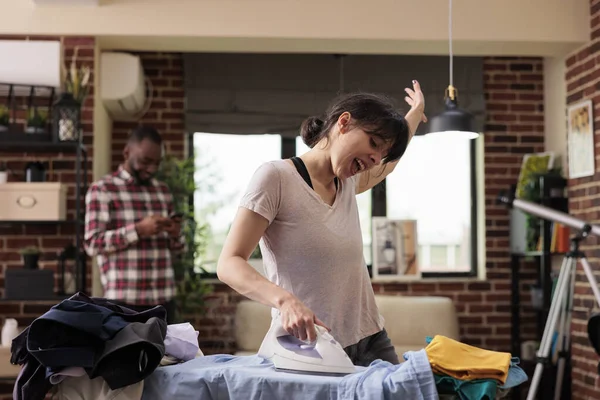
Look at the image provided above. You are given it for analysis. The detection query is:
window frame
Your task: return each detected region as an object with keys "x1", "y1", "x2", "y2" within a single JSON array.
[{"x1": 190, "y1": 134, "x2": 479, "y2": 279}]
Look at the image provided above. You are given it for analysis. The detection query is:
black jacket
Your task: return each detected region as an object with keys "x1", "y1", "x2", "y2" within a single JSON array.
[{"x1": 11, "y1": 292, "x2": 167, "y2": 400}]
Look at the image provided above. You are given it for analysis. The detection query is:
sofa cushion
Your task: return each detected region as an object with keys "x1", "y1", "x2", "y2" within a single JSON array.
[
  {"x1": 375, "y1": 295, "x2": 460, "y2": 353},
  {"x1": 394, "y1": 345, "x2": 423, "y2": 360},
  {"x1": 233, "y1": 295, "x2": 460, "y2": 358},
  {"x1": 234, "y1": 300, "x2": 272, "y2": 354}
]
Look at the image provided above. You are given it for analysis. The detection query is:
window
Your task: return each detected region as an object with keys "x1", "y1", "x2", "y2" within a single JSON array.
[
  {"x1": 385, "y1": 135, "x2": 476, "y2": 274},
  {"x1": 193, "y1": 132, "x2": 281, "y2": 273},
  {"x1": 294, "y1": 135, "x2": 477, "y2": 274},
  {"x1": 192, "y1": 132, "x2": 478, "y2": 278}
]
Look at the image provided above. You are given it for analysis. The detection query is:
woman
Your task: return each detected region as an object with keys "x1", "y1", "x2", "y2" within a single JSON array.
[{"x1": 217, "y1": 80, "x2": 426, "y2": 366}]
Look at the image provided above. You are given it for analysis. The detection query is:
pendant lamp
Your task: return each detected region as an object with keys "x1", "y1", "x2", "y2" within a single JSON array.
[{"x1": 428, "y1": 0, "x2": 479, "y2": 140}]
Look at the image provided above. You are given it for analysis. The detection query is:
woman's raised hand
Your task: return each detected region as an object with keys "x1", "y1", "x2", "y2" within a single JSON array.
[{"x1": 405, "y1": 80, "x2": 427, "y2": 123}]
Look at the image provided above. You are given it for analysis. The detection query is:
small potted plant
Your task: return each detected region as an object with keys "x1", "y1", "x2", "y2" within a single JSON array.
[
  {"x1": 0, "y1": 104, "x2": 9, "y2": 132},
  {"x1": 19, "y1": 246, "x2": 41, "y2": 270},
  {"x1": 25, "y1": 108, "x2": 48, "y2": 134},
  {"x1": 0, "y1": 161, "x2": 7, "y2": 184}
]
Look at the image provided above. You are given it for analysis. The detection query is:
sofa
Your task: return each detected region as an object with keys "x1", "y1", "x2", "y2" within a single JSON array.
[{"x1": 233, "y1": 295, "x2": 460, "y2": 359}]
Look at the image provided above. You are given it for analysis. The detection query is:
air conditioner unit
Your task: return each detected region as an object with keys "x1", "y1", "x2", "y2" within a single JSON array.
[{"x1": 100, "y1": 52, "x2": 151, "y2": 121}]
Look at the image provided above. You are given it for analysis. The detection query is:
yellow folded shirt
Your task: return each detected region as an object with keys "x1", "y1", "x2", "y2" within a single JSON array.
[{"x1": 425, "y1": 335, "x2": 511, "y2": 384}]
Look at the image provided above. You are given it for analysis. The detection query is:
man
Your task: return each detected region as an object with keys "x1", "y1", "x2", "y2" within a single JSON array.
[{"x1": 84, "y1": 126, "x2": 184, "y2": 324}]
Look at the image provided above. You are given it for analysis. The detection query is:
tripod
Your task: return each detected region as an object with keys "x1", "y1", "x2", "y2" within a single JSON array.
[
  {"x1": 527, "y1": 225, "x2": 600, "y2": 400},
  {"x1": 497, "y1": 191, "x2": 600, "y2": 398}
]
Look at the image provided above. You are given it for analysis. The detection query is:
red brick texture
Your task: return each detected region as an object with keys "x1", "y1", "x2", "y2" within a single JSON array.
[
  {"x1": 111, "y1": 52, "x2": 185, "y2": 168},
  {"x1": 0, "y1": 35, "x2": 95, "y2": 299},
  {"x1": 0, "y1": 35, "x2": 95, "y2": 400},
  {"x1": 565, "y1": 1, "x2": 600, "y2": 398}
]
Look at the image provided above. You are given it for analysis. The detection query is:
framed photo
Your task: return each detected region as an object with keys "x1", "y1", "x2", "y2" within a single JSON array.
[
  {"x1": 515, "y1": 152, "x2": 555, "y2": 199},
  {"x1": 371, "y1": 218, "x2": 419, "y2": 281},
  {"x1": 567, "y1": 99, "x2": 595, "y2": 178}
]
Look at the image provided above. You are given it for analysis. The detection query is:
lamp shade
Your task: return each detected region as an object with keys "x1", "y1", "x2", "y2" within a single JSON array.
[{"x1": 429, "y1": 88, "x2": 479, "y2": 140}]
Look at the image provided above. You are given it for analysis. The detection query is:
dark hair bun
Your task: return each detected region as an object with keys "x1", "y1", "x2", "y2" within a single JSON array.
[{"x1": 300, "y1": 116, "x2": 324, "y2": 148}]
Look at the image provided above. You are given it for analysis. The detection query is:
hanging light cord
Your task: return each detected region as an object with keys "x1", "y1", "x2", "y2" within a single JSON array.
[
  {"x1": 339, "y1": 55, "x2": 345, "y2": 93},
  {"x1": 448, "y1": 0, "x2": 453, "y2": 88}
]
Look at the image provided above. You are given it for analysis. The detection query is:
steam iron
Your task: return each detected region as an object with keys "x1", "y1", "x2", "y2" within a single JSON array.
[{"x1": 257, "y1": 315, "x2": 356, "y2": 376}]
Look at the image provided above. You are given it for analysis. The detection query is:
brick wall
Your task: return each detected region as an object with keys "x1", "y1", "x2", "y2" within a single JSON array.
[
  {"x1": 0, "y1": 35, "x2": 95, "y2": 303},
  {"x1": 565, "y1": 0, "x2": 600, "y2": 397},
  {"x1": 111, "y1": 52, "x2": 185, "y2": 168},
  {"x1": 0, "y1": 35, "x2": 95, "y2": 400}
]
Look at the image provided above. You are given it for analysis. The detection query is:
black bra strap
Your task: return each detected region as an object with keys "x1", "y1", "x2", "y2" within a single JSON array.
[
  {"x1": 291, "y1": 157, "x2": 313, "y2": 189},
  {"x1": 290, "y1": 157, "x2": 338, "y2": 191}
]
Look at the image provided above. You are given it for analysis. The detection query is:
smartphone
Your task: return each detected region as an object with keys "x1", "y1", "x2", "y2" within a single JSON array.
[{"x1": 170, "y1": 212, "x2": 184, "y2": 220}]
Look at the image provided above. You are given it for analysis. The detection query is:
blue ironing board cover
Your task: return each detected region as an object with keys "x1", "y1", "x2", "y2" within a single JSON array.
[{"x1": 142, "y1": 351, "x2": 438, "y2": 400}]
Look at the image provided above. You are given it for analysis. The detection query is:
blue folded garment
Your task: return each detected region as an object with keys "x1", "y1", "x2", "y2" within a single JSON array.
[
  {"x1": 500, "y1": 358, "x2": 528, "y2": 389},
  {"x1": 338, "y1": 350, "x2": 438, "y2": 400}
]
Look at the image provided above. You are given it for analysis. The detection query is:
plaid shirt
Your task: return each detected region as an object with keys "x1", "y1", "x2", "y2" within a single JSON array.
[{"x1": 84, "y1": 165, "x2": 183, "y2": 305}]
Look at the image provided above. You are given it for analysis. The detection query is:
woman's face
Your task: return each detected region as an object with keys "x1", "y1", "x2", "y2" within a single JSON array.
[{"x1": 331, "y1": 113, "x2": 390, "y2": 180}]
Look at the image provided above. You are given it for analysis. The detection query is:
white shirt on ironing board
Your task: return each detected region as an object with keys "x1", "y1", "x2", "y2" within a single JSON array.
[{"x1": 239, "y1": 159, "x2": 384, "y2": 348}]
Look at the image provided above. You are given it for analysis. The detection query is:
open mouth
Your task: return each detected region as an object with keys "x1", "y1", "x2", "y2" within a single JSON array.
[{"x1": 352, "y1": 158, "x2": 366, "y2": 175}]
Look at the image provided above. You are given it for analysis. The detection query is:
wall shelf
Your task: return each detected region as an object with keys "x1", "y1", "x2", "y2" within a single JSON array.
[
  {"x1": 508, "y1": 174, "x2": 571, "y2": 400},
  {"x1": 0, "y1": 130, "x2": 88, "y2": 295},
  {"x1": 0, "y1": 139, "x2": 86, "y2": 153}
]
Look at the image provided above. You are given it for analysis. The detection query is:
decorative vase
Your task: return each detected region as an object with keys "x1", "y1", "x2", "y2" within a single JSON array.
[
  {"x1": 22, "y1": 253, "x2": 40, "y2": 270},
  {"x1": 382, "y1": 240, "x2": 396, "y2": 264},
  {"x1": 1, "y1": 318, "x2": 19, "y2": 347}
]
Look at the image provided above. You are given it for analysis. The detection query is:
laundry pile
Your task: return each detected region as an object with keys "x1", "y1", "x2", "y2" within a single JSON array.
[
  {"x1": 10, "y1": 292, "x2": 202, "y2": 400},
  {"x1": 421, "y1": 335, "x2": 528, "y2": 400}
]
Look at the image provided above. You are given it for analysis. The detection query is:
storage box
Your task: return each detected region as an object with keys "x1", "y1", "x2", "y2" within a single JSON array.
[
  {"x1": 4, "y1": 269, "x2": 55, "y2": 300},
  {"x1": 0, "y1": 182, "x2": 67, "y2": 221}
]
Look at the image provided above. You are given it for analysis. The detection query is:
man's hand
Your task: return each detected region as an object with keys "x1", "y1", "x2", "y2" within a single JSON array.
[
  {"x1": 163, "y1": 218, "x2": 182, "y2": 239},
  {"x1": 135, "y1": 215, "x2": 170, "y2": 238},
  {"x1": 163, "y1": 216, "x2": 185, "y2": 250}
]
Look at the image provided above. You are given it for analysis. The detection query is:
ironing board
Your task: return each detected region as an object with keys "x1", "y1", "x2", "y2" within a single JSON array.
[{"x1": 142, "y1": 351, "x2": 438, "y2": 400}]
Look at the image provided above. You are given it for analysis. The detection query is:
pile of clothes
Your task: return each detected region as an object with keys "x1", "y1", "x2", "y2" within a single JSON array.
[
  {"x1": 10, "y1": 292, "x2": 202, "y2": 400},
  {"x1": 420, "y1": 335, "x2": 528, "y2": 400}
]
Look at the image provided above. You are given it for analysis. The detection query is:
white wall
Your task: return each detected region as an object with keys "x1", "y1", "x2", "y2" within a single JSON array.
[
  {"x1": 544, "y1": 57, "x2": 568, "y2": 173},
  {"x1": 0, "y1": 0, "x2": 589, "y2": 57}
]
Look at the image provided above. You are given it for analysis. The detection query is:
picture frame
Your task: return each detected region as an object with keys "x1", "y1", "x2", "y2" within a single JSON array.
[
  {"x1": 567, "y1": 99, "x2": 595, "y2": 179},
  {"x1": 515, "y1": 151, "x2": 555, "y2": 199},
  {"x1": 371, "y1": 217, "x2": 419, "y2": 281}
]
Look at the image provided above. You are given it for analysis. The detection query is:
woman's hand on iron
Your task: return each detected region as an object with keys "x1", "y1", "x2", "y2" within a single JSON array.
[
  {"x1": 279, "y1": 295, "x2": 330, "y2": 342},
  {"x1": 405, "y1": 80, "x2": 427, "y2": 123}
]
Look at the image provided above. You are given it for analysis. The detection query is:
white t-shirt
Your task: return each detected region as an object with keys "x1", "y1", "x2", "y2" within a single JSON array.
[{"x1": 239, "y1": 159, "x2": 384, "y2": 348}]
